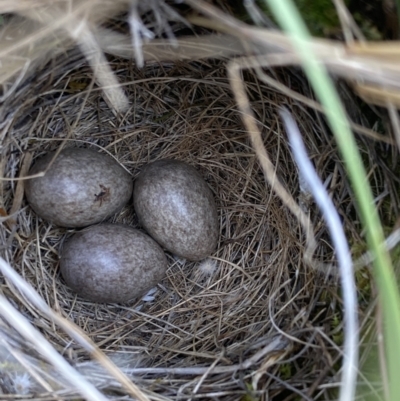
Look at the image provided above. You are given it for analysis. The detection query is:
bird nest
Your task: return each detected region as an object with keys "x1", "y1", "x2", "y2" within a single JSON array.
[{"x1": 0, "y1": 2, "x2": 397, "y2": 400}]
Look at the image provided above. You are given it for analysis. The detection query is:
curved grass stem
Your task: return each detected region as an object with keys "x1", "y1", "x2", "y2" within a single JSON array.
[{"x1": 263, "y1": 1, "x2": 400, "y2": 400}]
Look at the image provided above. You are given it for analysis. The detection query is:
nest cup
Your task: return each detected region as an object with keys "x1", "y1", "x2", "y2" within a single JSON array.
[{"x1": 0, "y1": 2, "x2": 395, "y2": 400}]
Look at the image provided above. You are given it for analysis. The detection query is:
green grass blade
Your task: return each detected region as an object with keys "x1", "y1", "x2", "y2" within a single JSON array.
[{"x1": 262, "y1": 1, "x2": 400, "y2": 400}]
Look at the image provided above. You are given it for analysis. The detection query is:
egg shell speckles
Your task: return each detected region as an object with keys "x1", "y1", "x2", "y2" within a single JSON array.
[
  {"x1": 133, "y1": 159, "x2": 219, "y2": 261},
  {"x1": 25, "y1": 148, "x2": 133, "y2": 227},
  {"x1": 60, "y1": 224, "x2": 168, "y2": 303}
]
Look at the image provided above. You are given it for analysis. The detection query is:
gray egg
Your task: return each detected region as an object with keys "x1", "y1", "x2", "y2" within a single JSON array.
[
  {"x1": 25, "y1": 148, "x2": 133, "y2": 227},
  {"x1": 133, "y1": 159, "x2": 218, "y2": 261},
  {"x1": 60, "y1": 224, "x2": 168, "y2": 303}
]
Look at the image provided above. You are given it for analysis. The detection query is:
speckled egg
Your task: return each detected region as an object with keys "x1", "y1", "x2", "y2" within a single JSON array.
[
  {"x1": 60, "y1": 224, "x2": 168, "y2": 303},
  {"x1": 133, "y1": 159, "x2": 219, "y2": 261},
  {"x1": 25, "y1": 148, "x2": 133, "y2": 227}
]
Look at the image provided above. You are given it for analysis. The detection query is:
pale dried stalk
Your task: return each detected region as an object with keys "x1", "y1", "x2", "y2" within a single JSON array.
[
  {"x1": 0, "y1": 256, "x2": 150, "y2": 401},
  {"x1": 332, "y1": 0, "x2": 365, "y2": 43},
  {"x1": 0, "y1": 289, "x2": 109, "y2": 401},
  {"x1": 4, "y1": 0, "x2": 400, "y2": 108},
  {"x1": 72, "y1": 23, "x2": 129, "y2": 113},
  {"x1": 187, "y1": 0, "x2": 400, "y2": 107},
  {"x1": 387, "y1": 102, "x2": 400, "y2": 156},
  {"x1": 98, "y1": 29, "x2": 247, "y2": 62},
  {"x1": 18, "y1": 3, "x2": 129, "y2": 113},
  {"x1": 280, "y1": 108, "x2": 358, "y2": 401}
]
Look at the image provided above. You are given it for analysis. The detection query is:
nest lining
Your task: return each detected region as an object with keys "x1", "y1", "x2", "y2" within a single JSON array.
[{"x1": 0, "y1": 43, "x2": 386, "y2": 400}]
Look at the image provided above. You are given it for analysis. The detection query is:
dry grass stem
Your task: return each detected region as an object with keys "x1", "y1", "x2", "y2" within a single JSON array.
[
  {"x1": 332, "y1": 0, "x2": 365, "y2": 43},
  {"x1": 227, "y1": 57, "x2": 319, "y2": 269},
  {"x1": 6, "y1": 152, "x2": 32, "y2": 230},
  {"x1": 0, "y1": 273, "x2": 109, "y2": 401},
  {"x1": 280, "y1": 108, "x2": 358, "y2": 401}
]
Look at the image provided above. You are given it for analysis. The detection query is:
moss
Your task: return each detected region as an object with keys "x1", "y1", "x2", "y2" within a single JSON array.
[
  {"x1": 355, "y1": 268, "x2": 373, "y2": 306},
  {"x1": 331, "y1": 313, "x2": 344, "y2": 346},
  {"x1": 240, "y1": 382, "x2": 260, "y2": 401},
  {"x1": 252, "y1": 0, "x2": 386, "y2": 39},
  {"x1": 352, "y1": 12, "x2": 383, "y2": 40},
  {"x1": 256, "y1": 0, "x2": 346, "y2": 37},
  {"x1": 278, "y1": 363, "x2": 292, "y2": 380}
]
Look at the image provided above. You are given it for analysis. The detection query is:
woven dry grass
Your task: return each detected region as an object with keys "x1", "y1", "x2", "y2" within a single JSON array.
[{"x1": 0, "y1": 1, "x2": 398, "y2": 400}]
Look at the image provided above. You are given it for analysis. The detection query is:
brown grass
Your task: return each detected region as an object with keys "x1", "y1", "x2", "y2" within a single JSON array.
[{"x1": 0, "y1": 1, "x2": 398, "y2": 400}]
